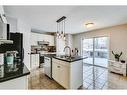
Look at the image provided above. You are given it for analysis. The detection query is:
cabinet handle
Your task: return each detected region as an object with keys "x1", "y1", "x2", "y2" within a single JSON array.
[{"x1": 57, "y1": 66, "x2": 60, "y2": 68}]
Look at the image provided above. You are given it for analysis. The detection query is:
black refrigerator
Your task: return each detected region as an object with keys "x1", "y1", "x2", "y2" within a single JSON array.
[{"x1": 0, "y1": 32, "x2": 24, "y2": 63}]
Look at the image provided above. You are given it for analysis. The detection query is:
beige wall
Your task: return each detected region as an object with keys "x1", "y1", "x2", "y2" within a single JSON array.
[{"x1": 73, "y1": 24, "x2": 127, "y2": 61}]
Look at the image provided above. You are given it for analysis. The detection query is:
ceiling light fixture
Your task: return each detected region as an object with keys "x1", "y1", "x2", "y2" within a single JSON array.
[
  {"x1": 85, "y1": 23, "x2": 94, "y2": 28},
  {"x1": 56, "y1": 16, "x2": 66, "y2": 40}
]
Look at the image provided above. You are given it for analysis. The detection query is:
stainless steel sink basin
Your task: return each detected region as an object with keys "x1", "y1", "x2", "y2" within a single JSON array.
[{"x1": 54, "y1": 55, "x2": 86, "y2": 62}]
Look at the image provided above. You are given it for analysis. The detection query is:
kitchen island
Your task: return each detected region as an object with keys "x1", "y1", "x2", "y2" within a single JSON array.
[
  {"x1": 0, "y1": 63, "x2": 30, "y2": 89},
  {"x1": 52, "y1": 55, "x2": 87, "y2": 89}
]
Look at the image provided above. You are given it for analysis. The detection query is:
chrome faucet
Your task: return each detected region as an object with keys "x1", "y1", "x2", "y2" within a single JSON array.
[{"x1": 64, "y1": 46, "x2": 71, "y2": 57}]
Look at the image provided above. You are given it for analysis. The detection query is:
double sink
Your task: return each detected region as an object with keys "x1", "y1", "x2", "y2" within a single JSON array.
[
  {"x1": 54, "y1": 55, "x2": 82, "y2": 62},
  {"x1": 56, "y1": 55, "x2": 76, "y2": 59}
]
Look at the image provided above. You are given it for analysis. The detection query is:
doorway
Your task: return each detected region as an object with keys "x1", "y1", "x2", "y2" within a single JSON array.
[{"x1": 82, "y1": 37, "x2": 109, "y2": 68}]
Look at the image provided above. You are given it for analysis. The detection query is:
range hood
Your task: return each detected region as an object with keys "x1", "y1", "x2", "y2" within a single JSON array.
[
  {"x1": 0, "y1": 20, "x2": 13, "y2": 45},
  {"x1": 0, "y1": 39, "x2": 13, "y2": 44},
  {"x1": 38, "y1": 41, "x2": 49, "y2": 45}
]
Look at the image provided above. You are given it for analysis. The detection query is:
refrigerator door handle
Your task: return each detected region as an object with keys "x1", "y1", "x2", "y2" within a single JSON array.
[{"x1": 22, "y1": 48, "x2": 24, "y2": 62}]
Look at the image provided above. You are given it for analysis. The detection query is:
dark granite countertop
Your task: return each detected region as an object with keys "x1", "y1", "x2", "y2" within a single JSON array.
[
  {"x1": 0, "y1": 63, "x2": 30, "y2": 83},
  {"x1": 43, "y1": 54, "x2": 88, "y2": 62},
  {"x1": 43, "y1": 54, "x2": 56, "y2": 58},
  {"x1": 53, "y1": 55, "x2": 88, "y2": 62}
]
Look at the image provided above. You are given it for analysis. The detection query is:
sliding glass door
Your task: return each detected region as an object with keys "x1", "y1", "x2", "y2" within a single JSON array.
[
  {"x1": 82, "y1": 37, "x2": 108, "y2": 68},
  {"x1": 94, "y1": 37, "x2": 108, "y2": 67},
  {"x1": 83, "y1": 38, "x2": 94, "y2": 65}
]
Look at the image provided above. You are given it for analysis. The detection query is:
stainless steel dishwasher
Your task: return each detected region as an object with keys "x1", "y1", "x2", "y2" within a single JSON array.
[{"x1": 44, "y1": 56, "x2": 52, "y2": 78}]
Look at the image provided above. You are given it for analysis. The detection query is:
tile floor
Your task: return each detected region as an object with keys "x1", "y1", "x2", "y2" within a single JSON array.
[
  {"x1": 28, "y1": 68, "x2": 64, "y2": 89},
  {"x1": 28, "y1": 64, "x2": 127, "y2": 90},
  {"x1": 83, "y1": 64, "x2": 127, "y2": 89}
]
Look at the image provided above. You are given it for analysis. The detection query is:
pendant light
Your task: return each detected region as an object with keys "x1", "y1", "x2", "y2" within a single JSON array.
[
  {"x1": 56, "y1": 16, "x2": 66, "y2": 40},
  {"x1": 63, "y1": 19, "x2": 66, "y2": 40},
  {"x1": 56, "y1": 23, "x2": 59, "y2": 38},
  {"x1": 61, "y1": 21, "x2": 64, "y2": 38}
]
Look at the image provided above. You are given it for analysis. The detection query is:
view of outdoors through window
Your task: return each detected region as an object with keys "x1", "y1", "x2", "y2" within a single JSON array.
[{"x1": 83, "y1": 37, "x2": 108, "y2": 67}]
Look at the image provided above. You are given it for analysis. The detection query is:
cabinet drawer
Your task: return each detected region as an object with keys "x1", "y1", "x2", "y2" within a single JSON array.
[
  {"x1": 59, "y1": 60, "x2": 70, "y2": 67},
  {"x1": 110, "y1": 62, "x2": 122, "y2": 68},
  {"x1": 52, "y1": 58, "x2": 70, "y2": 67},
  {"x1": 111, "y1": 67, "x2": 121, "y2": 71},
  {"x1": 52, "y1": 58, "x2": 60, "y2": 63},
  {"x1": 110, "y1": 67, "x2": 123, "y2": 74}
]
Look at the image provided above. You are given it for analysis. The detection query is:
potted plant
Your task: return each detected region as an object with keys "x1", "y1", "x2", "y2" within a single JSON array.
[{"x1": 112, "y1": 51, "x2": 122, "y2": 61}]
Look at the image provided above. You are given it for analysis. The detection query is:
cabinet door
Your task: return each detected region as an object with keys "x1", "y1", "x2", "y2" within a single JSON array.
[
  {"x1": 0, "y1": 22, "x2": 7, "y2": 39},
  {"x1": 52, "y1": 61, "x2": 69, "y2": 88},
  {"x1": 35, "y1": 54, "x2": 39, "y2": 68},
  {"x1": 30, "y1": 54, "x2": 35, "y2": 70},
  {"x1": 52, "y1": 62, "x2": 60, "y2": 83},
  {"x1": 30, "y1": 54, "x2": 40, "y2": 70},
  {"x1": 59, "y1": 64, "x2": 69, "y2": 88},
  {"x1": 34, "y1": 55, "x2": 37, "y2": 68},
  {"x1": 0, "y1": 6, "x2": 4, "y2": 14},
  {"x1": 37, "y1": 54, "x2": 40, "y2": 67},
  {"x1": 49, "y1": 35, "x2": 54, "y2": 46}
]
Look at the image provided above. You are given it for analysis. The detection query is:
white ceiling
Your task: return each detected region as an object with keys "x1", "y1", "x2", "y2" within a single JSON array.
[{"x1": 4, "y1": 6, "x2": 127, "y2": 34}]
